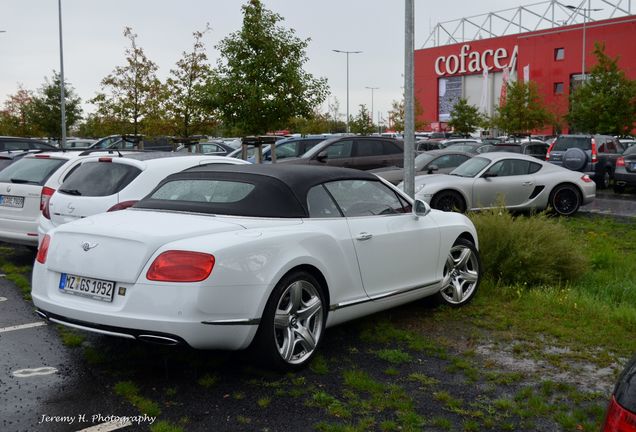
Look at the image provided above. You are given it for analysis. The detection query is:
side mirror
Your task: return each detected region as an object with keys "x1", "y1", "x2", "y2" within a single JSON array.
[
  {"x1": 482, "y1": 172, "x2": 497, "y2": 179},
  {"x1": 427, "y1": 164, "x2": 439, "y2": 174},
  {"x1": 413, "y1": 199, "x2": 431, "y2": 218},
  {"x1": 316, "y1": 151, "x2": 328, "y2": 162}
]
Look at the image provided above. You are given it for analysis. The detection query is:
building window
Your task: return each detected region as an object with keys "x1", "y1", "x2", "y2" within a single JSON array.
[
  {"x1": 554, "y1": 82, "x2": 564, "y2": 94},
  {"x1": 554, "y1": 48, "x2": 565, "y2": 61}
]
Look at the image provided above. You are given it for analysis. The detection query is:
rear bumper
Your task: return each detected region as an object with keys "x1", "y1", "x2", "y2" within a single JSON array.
[
  {"x1": 31, "y1": 264, "x2": 263, "y2": 350},
  {"x1": 0, "y1": 221, "x2": 39, "y2": 246},
  {"x1": 614, "y1": 170, "x2": 636, "y2": 186}
]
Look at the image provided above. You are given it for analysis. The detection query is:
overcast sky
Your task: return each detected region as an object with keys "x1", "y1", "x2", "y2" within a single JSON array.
[{"x1": 0, "y1": 0, "x2": 543, "y2": 125}]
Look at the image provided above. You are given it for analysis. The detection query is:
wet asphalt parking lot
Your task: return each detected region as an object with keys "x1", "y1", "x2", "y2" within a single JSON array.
[{"x1": 1, "y1": 189, "x2": 634, "y2": 432}]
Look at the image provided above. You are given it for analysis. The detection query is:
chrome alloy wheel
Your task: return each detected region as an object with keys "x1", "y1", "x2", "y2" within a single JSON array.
[
  {"x1": 440, "y1": 243, "x2": 480, "y2": 305},
  {"x1": 273, "y1": 280, "x2": 324, "y2": 365}
]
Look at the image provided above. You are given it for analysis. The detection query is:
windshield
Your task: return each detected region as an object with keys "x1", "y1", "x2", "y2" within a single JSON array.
[
  {"x1": 449, "y1": 157, "x2": 491, "y2": 178},
  {"x1": 414, "y1": 153, "x2": 435, "y2": 171},
  {"x1": 0, "y1": 157, "x2": 66, "y2": 185}
]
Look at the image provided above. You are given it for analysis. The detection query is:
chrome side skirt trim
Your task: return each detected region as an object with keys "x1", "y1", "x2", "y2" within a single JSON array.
[
  {"x1": 201, "y1": 318, "x2": 261, "y2": 326},
  {"x1": 329, "y1": 280, "x2": 441, "y2": 312}
]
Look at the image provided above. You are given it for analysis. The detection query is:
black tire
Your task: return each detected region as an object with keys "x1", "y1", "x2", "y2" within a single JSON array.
[
  {"x1": 254, "y1": 271, "x2": 326, "y2": 371},
  {"x1": 596, "y1": 169, "x2": 611, "y2": 189},
  {"x1": 549, "y1": 184, "x2": 581, "y2": 216},
  {"x1": 437, "y1": 238, "x2": 481, "y2": 307},
  {"x1": 431, "y1": 190, "x2": 466, "y2": 213}
]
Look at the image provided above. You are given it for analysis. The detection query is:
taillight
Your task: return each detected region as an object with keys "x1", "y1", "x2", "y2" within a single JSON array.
[
  {"x1": 616, "y1": 157, "x2": 625, "y2": 168},
  {"x1": 40, "y1": 187, "x2": 55, "y2": 220},
  {"x1": 591, "y1": 138, "x2": 598, "y2": 163},
  {"x1": 107, "y1": 200, "x2": 138, "y2": 212},
  {"x1": 581, "y1": 175, "x2": 593, "y2": 183},
  {"x1": 36, "y1": 234, "x2": 51, "y2": 264},
  {"x1": 602, "y1": 395, "x2": 636, "y2": 432},
  {"x1": 546, "y1": 141, "x2": 555, "y2": 160},
  {"x1": 35, "y1": 154, "x2": 50, "y2": 159},
  {"x1": 146, "y1": 250, "x2": 215, "y2": 282}
]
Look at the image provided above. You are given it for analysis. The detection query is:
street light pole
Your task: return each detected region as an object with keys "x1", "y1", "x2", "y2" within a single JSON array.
[
  {"x1": 566, "y1": 4, "x2": 602, "y2": 82},
  {"x1": 333, "y1": 49, "x2": 362, "y2": 133},
  {"x1": 365, "y1": 86, "x2": 379, "y2": 132},
  {"x1": 58, "y1": 0, "x2": 67, "y2": 149},
  {"x1": 403, "y1": 0, "x2": 415, "y2": 198}
]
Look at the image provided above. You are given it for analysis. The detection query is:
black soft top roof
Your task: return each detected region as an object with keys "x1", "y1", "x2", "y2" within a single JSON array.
[{"x1": 135, "y1": 164, "x2": 380, "y2": 218}]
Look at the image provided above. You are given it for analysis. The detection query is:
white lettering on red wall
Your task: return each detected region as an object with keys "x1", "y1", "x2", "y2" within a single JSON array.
[{"x1": 434, "y1": 44, "x2": 518, "y2": 76}]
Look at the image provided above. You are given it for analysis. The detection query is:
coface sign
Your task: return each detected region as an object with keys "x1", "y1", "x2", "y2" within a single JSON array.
[{"x1": 434, "y1": 44, "x2": 518, "y2": 76}]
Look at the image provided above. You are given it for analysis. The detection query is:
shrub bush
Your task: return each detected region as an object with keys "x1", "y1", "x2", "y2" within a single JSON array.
[{"x1": 469, "y1": 209, "x2": 587, "y2": 286}]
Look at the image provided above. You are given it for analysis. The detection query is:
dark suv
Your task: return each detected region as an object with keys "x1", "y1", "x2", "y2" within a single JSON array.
[
  {"x1": 0, "y1": 136, "x2": 56, "y2": 151},
  {"x1": 546, "y1": 134, "x2": 625, "y2": 188},
  {"x1": 279, "y1": 136, "x2": 404, "y2": 170}
]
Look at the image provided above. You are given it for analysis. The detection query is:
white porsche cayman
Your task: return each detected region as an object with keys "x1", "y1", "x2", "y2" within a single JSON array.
[{"x1": 32, "y1": 164, "x2": 481, "y2": 369}]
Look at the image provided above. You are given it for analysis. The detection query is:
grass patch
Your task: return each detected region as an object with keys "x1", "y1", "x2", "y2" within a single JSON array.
[
  {"x1": 56, "y1": 325, "x2": 85, "y2": 347},
  {"x1": 376, "y1": 348, "x2": 411, "y2": 364},
  {"x1": 150, "y1": 421, "x2": 185, "y2": 432},
  {"x1": 197, "y1": 373, "x2": 217, "y2": 388},
  {"x1": 113, "y1": 381, "x2": 161, "y2": 417},
  {"x1": 310, "y1": 354, "x2": 329, "y2": 375}
]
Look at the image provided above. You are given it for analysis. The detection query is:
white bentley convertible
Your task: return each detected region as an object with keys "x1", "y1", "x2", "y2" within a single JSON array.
[{"x1": 32, "y1": 165, "x2": 481, "y2": 369}]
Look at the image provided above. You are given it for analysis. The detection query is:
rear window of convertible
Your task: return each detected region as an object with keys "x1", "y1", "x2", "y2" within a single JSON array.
[{"x1": 149, "y1": 179, "x2": 255, "y2": 203}]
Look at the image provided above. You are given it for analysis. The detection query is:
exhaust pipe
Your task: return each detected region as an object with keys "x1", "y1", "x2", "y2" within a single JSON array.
[{"x1": 137, "y1": 334, "x2": 180, "y2": 346}]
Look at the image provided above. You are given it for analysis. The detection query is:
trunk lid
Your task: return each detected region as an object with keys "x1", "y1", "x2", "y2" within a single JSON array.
[{"x1": 46, "y1": 209, "x2": 248, "y2": 283}]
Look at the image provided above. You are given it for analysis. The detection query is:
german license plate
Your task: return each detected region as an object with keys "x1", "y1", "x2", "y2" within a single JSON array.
[
  {"x1": 59, "y1": 273, "x2": 115, "y2": 302},
  {"x1": 0, "y1": 195, "x2": 24, "y2": 208},
  {"x1": 630, "y1": 162, "x2": 636, "y2": 170}
]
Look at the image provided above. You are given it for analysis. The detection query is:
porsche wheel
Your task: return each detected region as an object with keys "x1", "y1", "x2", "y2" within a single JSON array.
[
  {"x1": 431, "y1": 190, "x2": 466, "y2": 213},
  {"x1": 438, "y1": 238, "x2": 481, "y2": 307},
  {"x1": 256, "y1": 271, "x2": 326, "y2": 370},
  {"x1": 550, "y1": 184, "x2": 581, "y2": 216}
]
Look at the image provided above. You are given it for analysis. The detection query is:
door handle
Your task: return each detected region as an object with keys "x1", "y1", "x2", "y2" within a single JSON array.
[
  {"x1": 356, "y1": 232, "x2": 373, "y2": 241},
  {"x1": 523, "y1": 181, "x2": 533, "y2": 186}
]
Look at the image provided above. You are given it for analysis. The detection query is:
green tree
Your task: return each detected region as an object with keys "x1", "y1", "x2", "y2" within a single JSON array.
[
  {"x1": 286, "y1": 110, "x2": 332, "y2": 134},
  {"x1": 349, "y1": 104, "x2": 374, "y2": 134},
  {"x1": 166, "y1": 26, "x2": 215, "y2": 137},
  {"x1": 447, "y1": 98, "x2": 485, "y2": 136},
  {"x1": 92, "y1": 27, "x2": 164, "y2": 136},
  {"x1": 388, "y1": 97, "x2": 427, "y2": 131},
  {"x1": 28, "y1": 72, "x2": 82, "y2": 139},
  {"x1": 0, "y1": 85, "x2": 40, "y2": 136},
  {"x1": 208, "y1": 0, "x2": 329, "y2": 135},
  {"x1": 491, "y1": 80, "x2": 553, "y2": 136},
  {"x1": 567, "y1": 42, "x2": 636, "y2": 135}
]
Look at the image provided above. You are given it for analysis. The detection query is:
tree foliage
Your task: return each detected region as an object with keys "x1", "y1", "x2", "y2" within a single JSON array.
[
  {"x1": 209, "y1": 0, "x2": 329, "y2": 135},
  {"x1": 491, "y1": 80, "x2": 553, "y2": 136},
  {"x1": 28, "y1": 72, "x2": 82, "y2": 138},
  {"x1": 92, "y1": 27, "x2": 164, "y2": 135},
  {"x1": 166, "y1": 26, "x2": 215, "y2": 137},
  {"x1": 388, "y1": 97, "x2": 427, "y2": 132},
  {"x1": 349, "y1": 104, "x2": 375, "y2": 134},
  {"x1": 567, "y1": 42, "x2": 636, "y2": 135},
  {"x1": 0, "y1": 85, "x2": 39, "y2": 136},
  {"x1": 447, "y1": 98, "x2": 485, "y2": 136}
]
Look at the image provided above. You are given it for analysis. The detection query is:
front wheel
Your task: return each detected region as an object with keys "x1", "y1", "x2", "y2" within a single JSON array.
[
  {"x1": 255, "y1": 271, "x2": 326, "y2": 370},
  {"x1": 431, "y1": 190, "x2": 466, "y2": 213},
  {"x1": 550, "y1": 184, "x2": 581, "y2": 216},
  {"x1": 437, "y1": 238, "x2": 481, "y2": 306}
]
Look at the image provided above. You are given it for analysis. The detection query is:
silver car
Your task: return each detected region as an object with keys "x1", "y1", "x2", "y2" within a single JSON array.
[{"x1": 400, "y1": 152, "x2": 596, "y2": 216}]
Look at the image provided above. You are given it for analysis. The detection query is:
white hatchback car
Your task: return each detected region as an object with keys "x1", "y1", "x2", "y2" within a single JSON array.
[
  {"x1": 0, "y1": 151, "x2": 124, "y2": 247},
  {"x1": 38, "y1": 153, "x2": 248, "y2": 241}
]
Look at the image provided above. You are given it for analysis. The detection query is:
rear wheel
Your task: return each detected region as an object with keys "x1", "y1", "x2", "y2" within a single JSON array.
[
  {"x1": 437, "y1": 238, "x2": 481, "y2": 306},
  {"x1": 597, "y1": 169, "x2": 611, "y2": 189},
  {"x1": 431, "y1": 190, "x2": 466, "y2": 213},
  {"x1": 550, "y1": 184, "x2": 581, "y2": 216},
  {"x1": 255, "y1": 271, "x2": 326, "y2": 370}
]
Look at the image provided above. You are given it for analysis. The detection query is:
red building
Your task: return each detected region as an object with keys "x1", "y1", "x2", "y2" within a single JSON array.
[{"x1": 414, "y1": 14, "x2": 636, "y2": 134}]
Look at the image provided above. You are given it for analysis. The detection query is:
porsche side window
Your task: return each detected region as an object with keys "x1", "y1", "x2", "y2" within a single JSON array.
[
  {"x1": 528, "y1": 162, "x2": 542, "y2": 174},
  {"x1": 325, "y1": 180, "x2": 407, "y2": 217},
  {"x1": 307, "y1": 185, "x2": 342, "y2": 218},
  {"x1": 485, "y1": 159, "x2": 531, "y2": 177}
]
